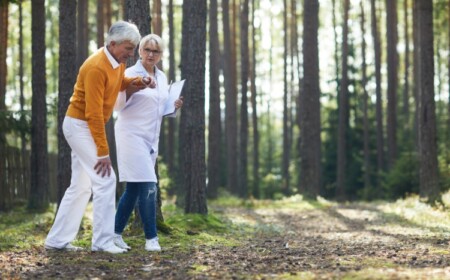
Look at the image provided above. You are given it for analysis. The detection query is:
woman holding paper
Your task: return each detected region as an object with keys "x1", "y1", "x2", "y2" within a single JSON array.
[{"x1": 113, "y1": 34, "x2": 183, "y2": 252}]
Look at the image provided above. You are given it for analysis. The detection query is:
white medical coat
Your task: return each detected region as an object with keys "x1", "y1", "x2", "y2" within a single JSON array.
[{"x1": 114, "y1": 60, "x2": 169, "y2": 183}]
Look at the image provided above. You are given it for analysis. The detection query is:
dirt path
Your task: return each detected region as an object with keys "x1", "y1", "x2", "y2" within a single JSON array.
[{"x1": 2, "y1": 202, "x2": 450, "y2": 279}]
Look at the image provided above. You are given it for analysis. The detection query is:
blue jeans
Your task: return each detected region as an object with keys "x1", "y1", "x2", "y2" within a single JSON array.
[{"x1": 115, "y1": 182, "x2": 157, "y2": 239}]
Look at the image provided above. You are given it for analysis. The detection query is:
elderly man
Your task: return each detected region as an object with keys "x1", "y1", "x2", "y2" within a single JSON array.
[{"x1": 45, "y1": 21, "x2": 156, "y2": 254}]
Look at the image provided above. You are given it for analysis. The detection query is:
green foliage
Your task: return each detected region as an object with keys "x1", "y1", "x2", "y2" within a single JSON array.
[
  {"x1": 382, "y1": 152, "x2": 419, "y2": 200},
  {"x1": 260, "y1": 173, "x2": 283, "y2": 199},
  {"x1": 0, "y1": 205, "x2": 54, "y2": 251}
]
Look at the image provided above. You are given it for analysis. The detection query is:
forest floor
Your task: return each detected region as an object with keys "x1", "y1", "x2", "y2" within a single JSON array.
[{"x1": 1, "y1": 195, "x2": 450, "y2": 279}]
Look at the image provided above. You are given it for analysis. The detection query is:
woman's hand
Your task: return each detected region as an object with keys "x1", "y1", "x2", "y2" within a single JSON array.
[{"x1": 175, "y1": 96, "x2": 184, "y2": 109}]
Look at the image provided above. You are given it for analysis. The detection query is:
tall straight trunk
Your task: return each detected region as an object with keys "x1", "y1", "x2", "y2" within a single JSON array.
[
  {"x1": 282, "y1": 0, "x2": 290, "y2": 195},
  {"x1": 124, "y1": 0, "x2": 151, "y2": 62},
  {"x1": 207, "y1": 0, "x2": 221, "y2": 199},
  {"x1": 180, "y1": 0, "x2": 208, "y2": 214},
  {"x1": 239, "y1": 0, "x2": 249, "y2": 198},
  {"x1": 57, "y1": 0, "x2": 77, "y2": 207},
  {"x1": 152, "y1": 0, "x2": 163, "y2": 73},
  {"x1": 300, "y1": 0, "x2": 321, "y2": 199},
  {"x1": 413, "y1": 0, "x2": 419, "y2": 149},
  {"x1": 19, "y1": 0, "x2": 27, "y2": 191},
  {"x1": 336, "y1": 0, "x2": 350, "y2": 201},
  {"x1": 360, "y1": 2, "x2": 370, "y2": 190},
  {"x1": 167, "y1": 0, "x2": 176, "y2": 174},
  {"x1": 222, "y1": 0, "x2": 238, "y2": 194},
  {"x1": 250, "y1": 0, "x2": 259, "y2": 199},
  {"x1": 77, "y1": 0, "x2": 89, "y2": 69},
  {"x1": 386, "y1": 0, "x2": 398, "y2": 168},
  {"x1": 0, "y1": 0, "x2": 8, "y2": 211},
  {"x1": 29, "y1": 0, "x2": 49, "y2": 210},
  {"x1": 371, "y1": 0, "x2": 385, "y2": 178},
  {"x1": 152, "y1": 0, "x2": 162, "y2": 36},
  {"x1": 417, "y1": 0, "x2": 439, "y2": 203},
  {"x1": 332, "y1": 0, "x2": 340, "y2": 82},
  {"x1": 448, "y1": 0, "x2": 450, "y2": 150},
  {"x1": 97, "y1": 0, "x2": 105, "y2": 47},
  {"x1": 403, "y1": 0, "x2": 411, "y2": 123}
]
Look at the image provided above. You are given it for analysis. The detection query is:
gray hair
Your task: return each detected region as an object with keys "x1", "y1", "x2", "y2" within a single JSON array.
[
  {"x1": 105, "y1": 21, "x2": 141, "y2": 46},
  {"x1": 139, "y1": 34, "x2": 165, "y2": 52}
]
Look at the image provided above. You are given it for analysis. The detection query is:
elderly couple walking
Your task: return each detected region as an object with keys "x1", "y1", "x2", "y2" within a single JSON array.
[{"x1": 44, "y1": 21, "x2": 183, "y2": 254}]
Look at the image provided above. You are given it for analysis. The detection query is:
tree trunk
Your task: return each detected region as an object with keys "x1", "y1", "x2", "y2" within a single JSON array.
[
  {"x1": 300, "y1": 0, "x2": 321, "y2": 199},
  {"x1": 386, "y1": 0, "x2": 398, "y2": 168},
  {"x1": 417, "y1": 0, "x2": 439, "y2": 203},
  {"x1": 222, "y1": 0, "x2": 238, "y2": 195},
  {"x1": 336, "y1": 0, "x2": 349, "y2": 201},
  {"x1": 166, "y1": 0, "x2": 177, "y2": 178},
  {"x1": 77, "y1": 0, "x2": 89, "y2": 69},
  {"x1": 207, "y1": 0, "x2": 221, "y2": 199},
  {"x1": 360, "y1": 2, "x2": 371, "y2": 191},
  {"x1": 124, "y1": 0, "x2": 151, "y2": 63},
  {"x1": 180, "y1": 0, "x2": 208, "y2": 214},
  {"x1": 0, "y1": 0, "x2": 8, "y2": 211},
  {"x1": 282, "y1": 0, "x2": 290, "y2": 196},
  {"x1": 57, "y1": 0, "x2": 77, "y2": 207},
  {"x1": 29, "y1": 0, "x2": 49, "y2": 210},
  {"x1": 371, "y1": 0, "x2": 385, "y2": 179},
  {"x1": 239, "y1": 0, "x2": 249, "y2": 198},
  {"x1": 403, "y1": 0, "x2": 411, "y2": 124},
  {"x1": 250, "y1": 0, "x2": 259, "y2": 199}
]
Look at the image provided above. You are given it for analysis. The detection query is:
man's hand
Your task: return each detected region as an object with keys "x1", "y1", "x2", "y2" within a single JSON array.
[
  {"x1": 126, "y1": 80, "x2": 147, "y2": 99},
  {"x1": 94, "y1": 156, "x2": 112, "y2": 177},
  {"x1": 142, "y1": 76, "x2": 157, "y2": 88}
]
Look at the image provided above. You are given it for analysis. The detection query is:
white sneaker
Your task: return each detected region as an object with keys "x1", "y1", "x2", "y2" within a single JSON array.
[
  {"x1": 44, "y1": 243, "x2": 83, "y2": 251},
  {"x1": 113, "y1": 235, "x2": 131, "y2": 250},
  {"x1": 92, "y1": 242, "x2": 126, "y2": 254},
  {"x1": 145, "y1": 237, "x2": 161, "y2": 252}
]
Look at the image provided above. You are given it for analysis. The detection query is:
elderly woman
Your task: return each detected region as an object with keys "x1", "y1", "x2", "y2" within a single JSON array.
[
  {"x1": 113, "y1": 34, "x2": 183, "y2": 252},
  {"x1": 45, "y1": 21, "x2": 155, "y2": 254}
]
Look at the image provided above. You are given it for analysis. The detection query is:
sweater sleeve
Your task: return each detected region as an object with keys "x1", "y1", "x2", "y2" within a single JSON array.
[
  {"x1": 84, "y1": 67, "x2": 109, "y2": 157},
  {"x1": 121, "y1": 76, "x2": 144, "y2": 92}
]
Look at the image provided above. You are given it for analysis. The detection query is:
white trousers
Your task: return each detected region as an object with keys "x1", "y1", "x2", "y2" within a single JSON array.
[{"x1": 45, "y1": 117, "x2": 116, "y2": 250}]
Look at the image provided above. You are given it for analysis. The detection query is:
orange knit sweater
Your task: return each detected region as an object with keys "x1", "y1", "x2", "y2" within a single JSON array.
[{"x1": 66, "y1": 48, "x2": 142, "y2": 157}]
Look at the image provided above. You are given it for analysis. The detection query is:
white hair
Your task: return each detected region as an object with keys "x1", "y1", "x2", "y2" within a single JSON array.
[
  {"x1": 105, "y1": 21, "x2": 141, "y2": 46},
  {"x1": 139, "y1": 34, "x2": 165, "y2": 52}
]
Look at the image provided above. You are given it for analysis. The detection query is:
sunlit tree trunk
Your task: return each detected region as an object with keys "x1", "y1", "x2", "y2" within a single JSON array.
[
  {"x1": 282, "y1": 0, "x2": 290, "y2": 195},
  {"x1": 386, "y1": 0, "x2": 398, "y2": 168},
  {"x1": 250, "y1": 0, "x2": 259, "y2": 199},
  {"x1": 207, "y1": 0, "x2": 221, "y2": 199},
  {"x1": 417, "y1": 0, "x2": 439, "y2": 203},
  {"x1": 97, "y1": 0, "x2": 105, "y2": 47},
  {"x1": 360, "y1": 2, "x2": 371, "y2": 191},
  {"x1": 336, "y1": 0, "x2": 349, "y2": 201},
  {"x1": 239, "y1": 0, "x2": 249, "y2": 198},
  {"x1": 180, "y1": 0, "x2": 208, "y2": 214},
  {"x1": 300, "y1": 0, "x2": 321, "y2": 199},
  {"x1": 152, "y1": 0, "x2": 162, "y2": 36},
  {"x1": 29, "y1": 0, "x2": 49, "y2": 210}
]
